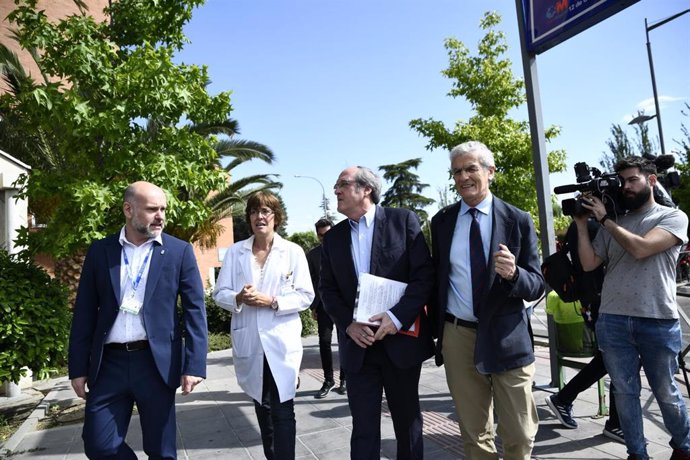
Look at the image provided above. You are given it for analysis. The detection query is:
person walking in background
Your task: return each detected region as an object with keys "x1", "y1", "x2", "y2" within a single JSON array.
[
  {"x1": 213, "y1": 191, "x2": 314, "y2": 460},
  {"x1": 306, "y1": 217, "x2": 346, "y2": 398},
  {"x1": 320, "y1": 166, "x2": 435, "y2": 459},
  {"x1": 69, "y1": 181, "x2": 208, "y2": 460},
  {"x1": 429, "y1": 141, "x2": 544, "y2": 460},
  {"x1": 575, "y1": 156, "x2": 690, "y2": 460}
]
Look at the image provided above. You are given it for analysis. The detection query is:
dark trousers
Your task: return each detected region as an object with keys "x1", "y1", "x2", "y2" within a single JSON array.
[
  {"x1": 254, "y1": 357, "x2": 296, "y2": 460},
  {"x1": 316, "y1": 307, "x2": 345, "y2": 384},
  {"x1": 347, "y1": 342, "x2": 424, "y2": 460},
  {"x1": 558, "y1": 350, "x2": 620, "y2": 427},
  {"x1": 82, "y1": 348, "x2": 177, "y2": 460}
]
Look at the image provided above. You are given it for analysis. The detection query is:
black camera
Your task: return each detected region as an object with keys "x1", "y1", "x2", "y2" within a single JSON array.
[
  {"x1": 554, "y1": 162, "x2": 623, "y2": 217},
  {"x1": 555, "y1": 155, "x2": 679, "y2": 217}
]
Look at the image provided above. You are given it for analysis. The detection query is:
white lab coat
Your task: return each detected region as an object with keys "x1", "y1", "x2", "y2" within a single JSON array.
[{"x1": 213, "y1": 234, "x2": 314, "y2": 402}]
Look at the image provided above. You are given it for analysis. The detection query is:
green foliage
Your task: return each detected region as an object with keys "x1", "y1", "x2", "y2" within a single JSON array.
[
  {"x1": 0, "y1": 0, "x2": 232, "y2": 258},
  {"x1": 287, "y1": 231, "x2": 318, "y2": 253},
  {"x1": 0, "y1": 250, "x2": 70, "y2": 383},
  {"x1": 208, "y1": 332, "x2": 231, "y2": 352},
  {"x1": 205, "y1": 291, "x2": 231, "y2": 334},
  {"x1": 300, "y1": 309, "x2": 317, "y2": 337},
  {"x1": 409, "y1": 11, "x2": 567, "y2": 232},
  {"x1": 379, "y1": 158, "x2": 435, "y2": 223},
  {"x1": 671, "y1": 103, "x2": 690, "y2": 215}
]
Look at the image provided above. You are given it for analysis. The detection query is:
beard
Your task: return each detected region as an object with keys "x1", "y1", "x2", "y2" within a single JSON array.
[
  {"x1": 132, "y1": 216, "x2": 163, "y2": 238},
  {"x1": 622, "y1": 184, "x2": 652, "y2": 211}
]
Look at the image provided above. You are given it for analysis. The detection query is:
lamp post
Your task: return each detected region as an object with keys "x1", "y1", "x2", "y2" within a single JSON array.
[
  {"x1": 294, "y1": 175, "x2": 330, "y2": 218},
  {"x1": 643, "y1": 8, "x2": 690, "y2": 156}
]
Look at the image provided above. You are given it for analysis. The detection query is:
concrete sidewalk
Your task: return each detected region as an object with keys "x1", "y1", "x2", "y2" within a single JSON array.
[{"x1": 1, "y1": 334, "x2": 688, "y2": 459}]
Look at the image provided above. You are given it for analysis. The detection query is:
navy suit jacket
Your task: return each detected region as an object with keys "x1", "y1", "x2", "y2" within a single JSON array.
[
  {"x1": 320, "y1": 206, "x2": 434, "y2": 372},
  {"x1": 430, "y1": 198, "x2": 544, "y2": 374},
  {"x1": 68, "y1": 233, "x2": 208, "y2": 389}
]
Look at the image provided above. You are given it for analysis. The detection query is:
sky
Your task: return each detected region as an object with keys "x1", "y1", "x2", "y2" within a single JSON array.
[{"x1": 175, "y1": 0, "x2": 690, "y2": 235}]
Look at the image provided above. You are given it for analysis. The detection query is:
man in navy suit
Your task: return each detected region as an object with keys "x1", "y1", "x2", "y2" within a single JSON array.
[
  {"x1": 69, "y1": 181, "x2": 207, "y2": 460},
  {"x1": 429, "y1": 142, "x2": 544, "y2": 460},
  {"x1": 320, "y1": 166, "x2": 434, "y2": 459}
]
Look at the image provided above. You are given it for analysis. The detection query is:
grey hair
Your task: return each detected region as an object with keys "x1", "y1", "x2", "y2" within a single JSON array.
[
  {"x1": 354, "y1": 166, "x2": 382, "y2": 204},
  {"x1": 449, "y1": 141, "x2": 495, "y2": 169}
]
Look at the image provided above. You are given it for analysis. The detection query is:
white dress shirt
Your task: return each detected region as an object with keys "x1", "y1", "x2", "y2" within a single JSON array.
[{"x1": 104, "y1": 227, "x2": 161, "y2": 344}]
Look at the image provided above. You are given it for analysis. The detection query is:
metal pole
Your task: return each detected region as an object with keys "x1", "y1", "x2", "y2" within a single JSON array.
[
  {"x1": 515, "y1": 0, "x2": 559, "y2": 387},
  {"x1": 642, "y1": 9, "x2": 690, "y2": 156},
  {"x1": 294, "y1": 175, "x2": 329, "y2": 217},
  {"x1": 645, "y1": 18, "x2": 666, "y2": 155}
]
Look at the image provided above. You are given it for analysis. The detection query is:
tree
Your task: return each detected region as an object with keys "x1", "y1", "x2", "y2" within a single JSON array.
[
  {"x1": 0, "y1": 0, "x2": 230, "y2": 262},
  {"x1": 287, "y1": 231, "x2": 318, "y2": 253},
  {"x1": 600, "y1": 111, "x2": 658, "y2": 172},
  {"x1": 670, "y1": 103, "x2": 690, "y2": 213},
  {"x1": 409, "y1": 12, "x2": 567, "y2": 232},
  {"x1": 177, "y1": 118, "x2": 282, "y2": 247},
  {"x1": 378, "y1": 158, "x2": 435, "y2": 222}
]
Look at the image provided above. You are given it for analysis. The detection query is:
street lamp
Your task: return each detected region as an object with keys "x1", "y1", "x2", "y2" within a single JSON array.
[
  {"x1": 642, "y1": 8, "x2": 690, "y2": 156},
  {"x1": 294, "y1": 175, "x2": 330, "y2": 218},
  {"x1": 628, "y1": 113, "x2": 657, "y2": 126}
]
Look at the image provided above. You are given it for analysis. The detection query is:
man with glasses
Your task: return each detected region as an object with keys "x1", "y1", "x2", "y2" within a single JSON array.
[
  {"x1": 320, "y1": 166, "x2": 434, "y2": 459},
  {"x1": 429, "y1": 141, "x2": 544, "y2": 459},
  {"x1": 306, "y1": 217, "x2": 346, "y2": 398}
]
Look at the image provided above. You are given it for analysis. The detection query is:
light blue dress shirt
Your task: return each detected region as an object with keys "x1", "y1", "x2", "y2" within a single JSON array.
[{"x1": 446, "y1": 194, "x2": 493, "y2": 322}]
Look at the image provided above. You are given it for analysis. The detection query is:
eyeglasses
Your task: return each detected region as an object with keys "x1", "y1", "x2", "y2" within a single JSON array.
[
  {"x1": 333, "y1": 180, "x2": 356, "y2": 190},
  {"x1": 249, "y1": 208, "x2": 275, "y2": 218}
]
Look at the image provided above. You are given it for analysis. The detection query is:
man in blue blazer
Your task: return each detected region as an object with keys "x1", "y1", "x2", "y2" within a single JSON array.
[
  {"x1": 69, "y1": 181, "x2": 207, "y2": 460},
  {"x1": 429, "y1": 142, "x2": 544, "y2": 460},
  {"x1": 320, "y1": 166, "x2": 434, "y2": 459}
]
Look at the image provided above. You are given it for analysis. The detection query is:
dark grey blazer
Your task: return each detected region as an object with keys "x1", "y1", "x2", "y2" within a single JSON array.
[
  {"x1": 319, "y1": 206, "x2": 435, "y2": 372},
  {"x1": 430, "y1": 197, "x2": 544, "y2": 374}
]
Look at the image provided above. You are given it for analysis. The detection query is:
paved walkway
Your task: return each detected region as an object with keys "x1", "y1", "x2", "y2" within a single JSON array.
[{"x1": 1, "y1": 332, "x2": 689, "y2": 459}]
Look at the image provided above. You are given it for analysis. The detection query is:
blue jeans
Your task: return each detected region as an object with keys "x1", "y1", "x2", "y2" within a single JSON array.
[{"x1": 597, "y1": 313, "x2": 690, "y2": 458}]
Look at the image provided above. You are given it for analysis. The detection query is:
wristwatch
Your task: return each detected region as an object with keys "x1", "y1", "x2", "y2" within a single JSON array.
[{"x1": 271, "y1": 297, "x2": 279, "y2": 310}]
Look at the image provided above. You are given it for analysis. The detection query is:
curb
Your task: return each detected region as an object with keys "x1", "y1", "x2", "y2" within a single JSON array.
[
  {"x1": 0, "y1": 378, "x2": 77, "y2": 457},
  {"x1": 1, "y1": 393, "x2": 51, "y2": 456}
]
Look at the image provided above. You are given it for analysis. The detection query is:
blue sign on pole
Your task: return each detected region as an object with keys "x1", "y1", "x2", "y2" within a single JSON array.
[{"x1": 523, "y1": 0, "x2": 639, "y2": 54}]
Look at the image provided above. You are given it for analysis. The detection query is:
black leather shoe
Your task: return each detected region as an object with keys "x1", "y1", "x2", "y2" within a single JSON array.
[
  {"x1": 334, "y1": 380, "x2": 347, "y2": 395},
  {"x1": 314, "y1": 381, "x2": 335, "y2": 399}
]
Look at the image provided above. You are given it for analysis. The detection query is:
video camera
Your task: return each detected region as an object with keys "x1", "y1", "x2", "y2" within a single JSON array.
[
  {"x1": 554, "y1": 154, "x2": 679, "y2": 217},
  {"x1": 554, "y1": 163, "x2": 622, "y2": 217}
]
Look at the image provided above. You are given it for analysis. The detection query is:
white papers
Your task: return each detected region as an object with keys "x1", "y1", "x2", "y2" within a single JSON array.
[{"x1": 353, "y1": 273, "x2": 408, "y2": 326}]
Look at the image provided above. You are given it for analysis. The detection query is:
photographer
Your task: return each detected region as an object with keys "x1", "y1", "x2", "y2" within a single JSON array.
[{"x1": 575, "y1": 156, "x2": 690, "y2": 460}]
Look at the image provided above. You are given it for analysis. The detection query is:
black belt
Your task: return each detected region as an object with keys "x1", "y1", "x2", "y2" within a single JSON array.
[
  {"x1": 105, "y1": 340, "x2": 149, "y2": 351},
  {"x1": 445, "y1": 313, "x2": 478, "y2": 329}
]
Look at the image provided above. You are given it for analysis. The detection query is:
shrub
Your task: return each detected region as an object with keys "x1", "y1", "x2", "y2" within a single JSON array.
[
  {"x1": 300, "y1": 309, "x2": 317, "y2": 337},
  {"x1": 205, "y1": 292, "x2": 231, "y2": 334},
  {"x1": 208, "y1": 332, "x2": 231, "y2": 352},
  {"x1": 0, "y1": 250, "x2": 70, "y2": 383}
]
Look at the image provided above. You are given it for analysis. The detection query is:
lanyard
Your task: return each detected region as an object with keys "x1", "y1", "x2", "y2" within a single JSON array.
[{"x1": 123, "y1": 245, "x2": 154, "y2": 292}]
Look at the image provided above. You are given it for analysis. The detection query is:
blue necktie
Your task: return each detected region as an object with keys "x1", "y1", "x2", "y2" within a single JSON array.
[{"x1": 469, "y1": 208, "x2": 487, "y2": 317}]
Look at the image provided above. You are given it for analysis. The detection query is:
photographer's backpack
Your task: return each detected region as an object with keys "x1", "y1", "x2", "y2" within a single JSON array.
[{"x1": 541, "y1": 220, "x2": 604, "y2": 326}]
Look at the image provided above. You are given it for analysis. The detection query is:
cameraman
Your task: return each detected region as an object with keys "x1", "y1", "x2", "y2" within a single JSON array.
[{"x1": 575, "y1": 156, "x2": 690, "y2": 460}]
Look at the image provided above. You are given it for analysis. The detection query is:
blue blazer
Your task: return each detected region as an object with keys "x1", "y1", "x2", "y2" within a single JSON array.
[
  {"x1": 68, "y1": 233, "x2": 208, "y2": 389},
  {"x1": 320, "y1": 206, "x2": 434, "y2": 372},
  {"x1": 430, "y1": 198, "x2": 544, "y2": 374}
]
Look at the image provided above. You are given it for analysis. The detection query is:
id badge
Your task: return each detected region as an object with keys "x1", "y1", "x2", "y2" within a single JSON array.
[{"x1": 120, "y1": 296, "x2": 143, "y2": 315}]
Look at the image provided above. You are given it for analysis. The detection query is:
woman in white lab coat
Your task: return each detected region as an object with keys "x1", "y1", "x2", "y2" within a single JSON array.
[{"x1": 213, "y1": 191, "x2": 313, "y2": 460}]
